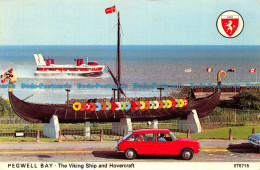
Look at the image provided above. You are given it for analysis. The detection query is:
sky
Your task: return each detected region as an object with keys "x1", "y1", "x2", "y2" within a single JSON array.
[{"x1": 0, "y1": 0, "x2": 259, "y2": 45}]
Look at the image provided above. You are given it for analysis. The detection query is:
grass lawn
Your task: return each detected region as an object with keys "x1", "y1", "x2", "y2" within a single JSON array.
[
  {"x1": 0, "y1": 137, "x2": 57, "y2": 142},
  {"x1": 0, "y1": 125, "x2": 259, "y2": 142},
  {"x1": 175, "y1": 126, "x2": 260, "y2": 140},
  {"x1": 0, "y1": 123, "x2": 115, "y2": 132}
]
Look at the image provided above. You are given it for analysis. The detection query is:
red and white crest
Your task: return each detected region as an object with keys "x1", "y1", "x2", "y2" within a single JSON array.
[
  {"x1": 221, "y1": 17, "x2": 239, "y2": 37},
  {"x1": 217, "y1": 11, "x2": 244, "y2": 38}
]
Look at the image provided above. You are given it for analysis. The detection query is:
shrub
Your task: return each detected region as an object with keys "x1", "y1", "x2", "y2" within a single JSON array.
[
  {"x1": 230, "y1": 90, "x2": 260, "y2": 110},
  {"x1": 0, "y1": 96, "x2": 15, "y2": 117}
]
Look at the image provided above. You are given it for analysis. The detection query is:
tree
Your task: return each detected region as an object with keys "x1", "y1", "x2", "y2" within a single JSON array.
[
  {"x1": 0, "y1": 95, "x2": 15, "y2": 117},
  {"x1": 231, "y1": 90, "x2": 260, "y2": 110}
]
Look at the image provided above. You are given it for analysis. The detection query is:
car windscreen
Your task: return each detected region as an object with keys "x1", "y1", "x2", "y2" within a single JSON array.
[
  {"x1": 169, "y1": 132, "x2": 177, "y2": 140},
  {"x1": 122, "y1": 132, "x2": 133, "y2": 141}
]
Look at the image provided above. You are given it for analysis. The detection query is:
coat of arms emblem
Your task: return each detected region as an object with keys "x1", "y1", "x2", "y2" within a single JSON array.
[{"x1": 217, "y1": 11, "x2": 244, "y2": 38}]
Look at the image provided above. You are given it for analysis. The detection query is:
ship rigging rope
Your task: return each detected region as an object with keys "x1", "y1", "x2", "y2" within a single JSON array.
[{"x1": 22, "y1": 88, "x2": 40, "y2": 101}]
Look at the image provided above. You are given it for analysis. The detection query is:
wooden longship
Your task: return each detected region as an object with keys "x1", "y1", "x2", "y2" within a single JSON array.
[{"x1": 8, "y1": 89, "x2": 221, "y2": 123}]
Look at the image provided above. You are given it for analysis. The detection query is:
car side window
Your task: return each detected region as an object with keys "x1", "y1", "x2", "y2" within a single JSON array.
[
  {"x1": 165, "y1": 133, "x2": 173, "y2": 141},
  {"x1": 139, "y1": 133, "x2": 155, "y2": 141},
  {"x1": 157, "y1": 133, "x2": 172, "y2": 141},
  {"x1": 128, "y1": 134, "x2": 139, "y2": 141}
]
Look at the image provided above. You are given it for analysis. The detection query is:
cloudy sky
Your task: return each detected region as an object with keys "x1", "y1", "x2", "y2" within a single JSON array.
[{"x1": 0, "y1": 0, "x2": 259, "y2": 45}]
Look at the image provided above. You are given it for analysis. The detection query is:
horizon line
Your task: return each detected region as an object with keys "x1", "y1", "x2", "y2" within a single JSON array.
[{"x1": 1, "y1": 44, "x2": 260, "y2": 46}]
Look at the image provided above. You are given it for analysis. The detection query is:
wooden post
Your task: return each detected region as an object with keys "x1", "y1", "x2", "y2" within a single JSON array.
[
  {"x1": 187, "y1": 129, "x2": 191, "y2": 138},
  {"x1": 252, "y1": 128, "x2": 255, "y2": 134},
  {"x1": 229, "y1": 128, "x2": 233, "y2": 140},
  {"x1": 123, "y1": 129, "x2": 126, "y2": 137},
  {"x1": 36, "y1": 130, "x2": 40, "y2": 143},
  {"x1": 58, "y1": 130, "x2": 62, "y2": 142},
  {"x1": 100, "y1": 129, "x2": 104, "y2": 142},
  {"x1": 112, "y1": 88, "x2": 117, "y2": 102}
]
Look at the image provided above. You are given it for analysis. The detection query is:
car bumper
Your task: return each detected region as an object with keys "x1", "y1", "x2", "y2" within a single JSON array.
[
  {"x1": 195, "y1": 147, "x2": 201, "y2": 153},
  {"x1": 248, "y1": 140, "x2": 260, "y2": 148},
  {"x1": 116, "y1": 147, "x2": 123, "y2": 152}
]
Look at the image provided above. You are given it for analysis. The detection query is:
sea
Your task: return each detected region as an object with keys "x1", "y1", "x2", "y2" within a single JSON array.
[{"x1": 0, "y1": 45, "x2": 259, "y2": 104}]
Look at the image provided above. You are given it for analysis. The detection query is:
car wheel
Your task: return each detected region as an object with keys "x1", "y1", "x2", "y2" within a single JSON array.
[
  {"x1": 181, "y1": 148, "x2": 194, "y2": 160},
  {"x1": 124, "y1": 149, "x2": 137, "y2": 160}
]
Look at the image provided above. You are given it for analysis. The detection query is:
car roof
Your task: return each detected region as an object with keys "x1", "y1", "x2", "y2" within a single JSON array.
[{"x1": 133, "y1": 129, "x2": 170, "y2": 134}]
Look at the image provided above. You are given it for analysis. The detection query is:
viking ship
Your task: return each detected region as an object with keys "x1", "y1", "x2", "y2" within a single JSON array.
[{"x1": 1, "y1": 9, "x2": 226, "y2": 124}]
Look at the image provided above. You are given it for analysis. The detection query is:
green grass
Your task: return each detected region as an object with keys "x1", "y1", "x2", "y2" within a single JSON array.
[
  {"x1": 0, "y1": 134, "x2": 120, "y2": 142},
  {"x1": 175, "y1": 126, "x2": 260, "y2": 140},
  {"x1": 0, "y1": 137, "x2": 57, "y2": 142},
  {"x1": 0, "y1": 124, "x2": 44, "y2": 132},
  {"x1": 0, "y1": 123, "x2": 176, "y2": 133},
  {"x1": 0, "y1": 123, "x2": 116, "y2": 132},
  {"x1": 0, "y1": 125, "x2": 259, "y2": 142}
]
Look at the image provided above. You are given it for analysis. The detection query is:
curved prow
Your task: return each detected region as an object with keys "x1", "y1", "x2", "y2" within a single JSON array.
[
  {"x1": 1, "y1": 68, "x2": 17, "y2": 92},
  {"x1": 217, "y1": 70, "x2": 226, "y2": 85}
]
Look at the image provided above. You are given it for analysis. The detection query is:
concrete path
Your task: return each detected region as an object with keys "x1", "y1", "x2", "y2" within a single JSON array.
[{"x1": 0, "y1": 140, "x2": 252, "y2": 152}]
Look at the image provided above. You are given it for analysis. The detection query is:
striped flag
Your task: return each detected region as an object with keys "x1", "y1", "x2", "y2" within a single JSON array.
[
  {"x1": 227, "y1": 68, "x2": 236, "y2": 72},
  {"x1": 185, "y1": 68, "x2": 192, "y2": 73},
  {"x1": 206, "y1": 68, "x2": 213, "y2": 72},
  {"x1": 249, "y1": 68, "x2": 256, "y2": 73}
]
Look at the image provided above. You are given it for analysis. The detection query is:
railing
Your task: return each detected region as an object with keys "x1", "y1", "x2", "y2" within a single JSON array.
[
  {"x1": 0, "y1": 108, "x2": 259, "y2": 140},
  {"x1": 200, "y1": 108, "x2": 260, "y2": 126}
]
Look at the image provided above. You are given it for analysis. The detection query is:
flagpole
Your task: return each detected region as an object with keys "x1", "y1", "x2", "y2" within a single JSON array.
[
  {"x1": 235, "y1": 70, "x2": 236, "y2": 93},
  {"x1": 191, "y1": 71, "x2": 193, "y2": 83},
  {"x1": 213, "y1": 69, "x2": 215, "y2": 83},
  {"x1": 213, "y1": 69, "x2": 215, "y2": 92},
  {"x1": 256, "y1": 69, "x2": 258, "y2": 83}
]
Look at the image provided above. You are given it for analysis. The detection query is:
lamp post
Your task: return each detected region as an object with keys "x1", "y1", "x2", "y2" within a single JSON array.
[
  {"x1": 157, "y1": 87, "x2": 164, "y2": 100},
  {"x1": 112, "y1": 88, "x2": 117, "y2": 102},
  {"x1": 65, "y1": 89, "x2": 71, "y2": 106}
]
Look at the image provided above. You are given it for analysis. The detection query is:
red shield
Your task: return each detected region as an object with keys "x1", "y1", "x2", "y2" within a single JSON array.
[{"x1": 221, "y1": 18, "x2": 239, "y2": 37}]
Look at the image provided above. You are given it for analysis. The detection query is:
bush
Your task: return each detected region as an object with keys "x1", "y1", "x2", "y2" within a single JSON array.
[
  {"x1": 0, "y1": 96, "x2": 15, "y2": 117},
  {"x1": 230, "y1": 90, "x2": 260, "y2": 110}
]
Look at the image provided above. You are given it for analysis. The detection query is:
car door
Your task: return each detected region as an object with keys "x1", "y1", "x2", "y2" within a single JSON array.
[
  {"x1": 136, "y1": 133, "x2": 156, "y2": 155},
  {"x1": 155, "y1": 133, "x2": 179, "y2": 155},
  {"x1": 122, "y1": 134, "x2": 140, "y2": 151}
]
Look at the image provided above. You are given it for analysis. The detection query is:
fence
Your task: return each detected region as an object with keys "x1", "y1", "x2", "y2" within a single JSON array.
[
  {"x1": 0, "y1": 122, "x2": 181, "y2": 140},
  {"x1": 1, "y1": 108, "x2": 259, "y2": 125},
  {"x1": 2, "y1": 126, "x2": 258, "y2": 142},
  {"x1": 0, "y1": 108, "x2": 259, "y2": 140},
  {"x1": 200, "y1": 108, "x2": 260, "y2": 126}
]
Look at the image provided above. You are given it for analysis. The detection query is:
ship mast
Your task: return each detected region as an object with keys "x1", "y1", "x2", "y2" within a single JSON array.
[
  {"x1": 107, "y1": 10, "x2": 125, "y2": 100},
  {"x1": 117, "y1": 12, "x2": 121, "y2": 101}
]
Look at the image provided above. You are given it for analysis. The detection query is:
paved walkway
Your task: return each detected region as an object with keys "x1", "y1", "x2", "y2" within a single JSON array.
[{"x1": 0, "y1": 140, "x2": 252, "y2": 152}]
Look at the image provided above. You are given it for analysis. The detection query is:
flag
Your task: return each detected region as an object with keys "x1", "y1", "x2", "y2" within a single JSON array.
[
  {"x1": 206, "y1": 68, "x2": 213, "y2": 72},
  {"x1": 249, "y1": 68, "x2": 256, "y2": 73},
  {"x1": 105, "y1": 6, "x2": 116, "y2": 14},
  {"x1": 185, "y1": 68, "x2": 192, "y2": 73},
  {"x1": 227, "y1": 68, "x2": 236, "y2": 72}
]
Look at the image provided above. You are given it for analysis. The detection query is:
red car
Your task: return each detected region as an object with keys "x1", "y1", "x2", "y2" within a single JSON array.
[{"x1": 116, "y1": 129, "x2": 200, "y2": 160}]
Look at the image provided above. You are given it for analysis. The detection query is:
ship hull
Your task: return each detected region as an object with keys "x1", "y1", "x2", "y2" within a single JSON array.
[
  {"x1": 9, "y1": 90, "x2": 221, "y2": 123},
  {"x1": 34, "y1": 71, "x2": 103, "y2": 77}
]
